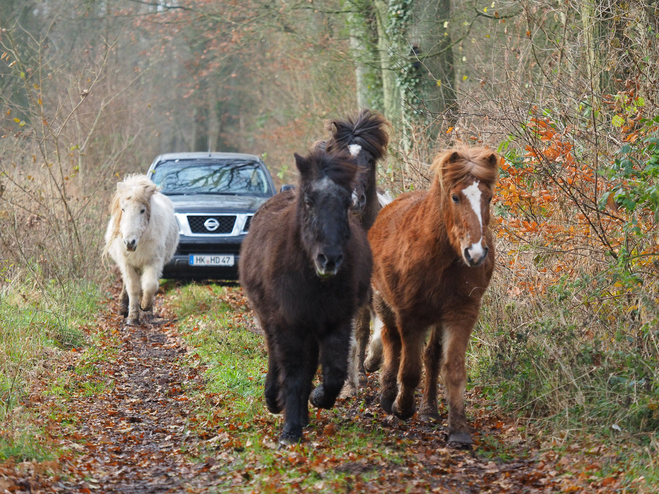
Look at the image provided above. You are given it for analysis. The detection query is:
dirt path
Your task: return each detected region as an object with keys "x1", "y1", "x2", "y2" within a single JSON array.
[
  {"x1": 58, "y1": 318, "x2": 211, "y2": 492},
  {"x1": 1, "y1": 286, "x2": 617, "y2": 493}
]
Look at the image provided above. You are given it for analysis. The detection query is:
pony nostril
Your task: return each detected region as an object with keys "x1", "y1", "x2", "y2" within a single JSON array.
[
  {"x1": 317, "y1": 253, "x2": 328, "y2": 268},
  {"x1": 359, "y1": 194, "x2": 367, "y2": 207},
  {"x1": 335, "y1": 254, "x2": 344, "y2": 267},
  {"x1": 482, "y1": 246, "x2": 489, "y2": 259},
  {"x1": 463, "y1": 248, "x2": 473, "y2": 264}
]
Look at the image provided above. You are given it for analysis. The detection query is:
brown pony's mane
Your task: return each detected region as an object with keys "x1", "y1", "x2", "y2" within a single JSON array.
[
  {"x1": 105, "y1": 175, "x2": 156, "y2": 255},
  {"x1": 431, "y1": 147, "x2": 499, "y2": 191}
]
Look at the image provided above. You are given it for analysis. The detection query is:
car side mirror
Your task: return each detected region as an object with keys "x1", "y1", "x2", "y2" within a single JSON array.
[{"x1": 280, "y1": 184, "x2": 295, "y2": 193}]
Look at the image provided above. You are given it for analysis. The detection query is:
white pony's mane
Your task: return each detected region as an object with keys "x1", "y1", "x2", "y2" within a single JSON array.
[{"x1": 103, "y1": 174, "x2": 157, "y2": 257}]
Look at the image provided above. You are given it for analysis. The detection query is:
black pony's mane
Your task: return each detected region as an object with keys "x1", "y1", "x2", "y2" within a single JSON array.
[
  {"x1": 324, "y1": 109, "x2": 389, "y2": 161},
  {"x1": 299, "y1": 149, "x2": 357, "y2": 191}
]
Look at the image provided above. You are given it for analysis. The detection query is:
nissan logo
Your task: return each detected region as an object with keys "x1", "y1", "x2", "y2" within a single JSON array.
[{"x1": 204, "y1": 218, "x2": 220, "y2": 231}]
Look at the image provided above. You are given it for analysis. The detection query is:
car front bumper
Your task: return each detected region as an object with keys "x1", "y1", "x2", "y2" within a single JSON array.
[{"x1": 162, "y1": 234, "x2": 246, "y2": 281}]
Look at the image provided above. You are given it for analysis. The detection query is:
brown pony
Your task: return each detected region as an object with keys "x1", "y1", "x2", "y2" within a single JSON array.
[{"x1": 368, "y1": 147, "x2": 498, "y2": 446}]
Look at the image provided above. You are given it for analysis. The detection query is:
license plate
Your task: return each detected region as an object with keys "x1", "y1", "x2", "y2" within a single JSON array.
[{"x1": 189, "y1": 254, "x2": 235, "y2": 267}]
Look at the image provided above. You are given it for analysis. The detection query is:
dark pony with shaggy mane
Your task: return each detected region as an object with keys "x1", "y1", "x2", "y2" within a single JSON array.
[
  {"x1": 239, "y1": 148, "x2": 372, "y2": 445},
  {"x1": 368, "y1": 147, "x2": 498, "y2": 446},
  {"x1": 316, "y1": 109, "x2": 390, "y2": 395}
]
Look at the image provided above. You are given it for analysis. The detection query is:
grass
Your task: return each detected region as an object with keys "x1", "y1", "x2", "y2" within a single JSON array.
[
  {"x1": 166, "y1": 283, "x2": 414, "y2": 493},
  {"x1": 0, "y1": 276, "x2": 104, "y2": 461}
]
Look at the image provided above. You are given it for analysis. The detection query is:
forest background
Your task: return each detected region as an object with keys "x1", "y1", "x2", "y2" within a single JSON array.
[{"x1": 0, "y1": 0, "x2": 658, "y2": 488}]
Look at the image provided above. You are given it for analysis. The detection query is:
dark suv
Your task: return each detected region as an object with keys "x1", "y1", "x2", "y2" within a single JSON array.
[{"x1": 147, "y1": 152, "x2": 276, "y2": 280}]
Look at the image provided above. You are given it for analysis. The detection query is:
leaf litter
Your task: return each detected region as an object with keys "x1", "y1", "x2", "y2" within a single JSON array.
[{"x1": 0, "y1": 283, "x2": 633, "y2": 493}]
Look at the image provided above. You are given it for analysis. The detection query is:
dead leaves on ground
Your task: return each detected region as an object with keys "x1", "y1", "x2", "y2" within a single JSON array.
[{"x1": 0, "y1": 285, "x2": 643, "y2": 493}]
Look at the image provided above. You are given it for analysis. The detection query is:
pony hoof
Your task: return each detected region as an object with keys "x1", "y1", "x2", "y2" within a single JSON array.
[
  {"x1": 310, "y1": 385, "x2": 336, "y2": 410},
  {"x1": 392, "y1": 401, "x2": 416, "y2": 420},
  {"x1": 364, "y1": 356, "x2": 382, "y2": 373},
  {"x1": 119, "y1": 305, "x2": 129, "y2": 317},
  {"x1": 279, "y1": 426, "x2": 303, "y2": 447},
  {"x1": 380, "y1": 393, "x2": 395, "y2": 414},
  {"x1": 338, "y1": 384, "x2": 357, "y2": 400},
  {"x1": 418, "y1": 411, "x2": 441, "y2": 423},
  {"x1": 265, "y1": 398, "x2": 282, "y2": 414},
  {"x1": 448, "y1": 431, "x2": 473, "y2": 447},
  {"x1": 125, "y1": 317, "x2": 140, "y2": 326}
]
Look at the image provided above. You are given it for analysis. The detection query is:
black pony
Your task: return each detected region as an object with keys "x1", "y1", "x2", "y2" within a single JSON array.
[
  {"x1": 318, "y1": 110, "x2": 389, "y2": 393},
  {"x1": 239, "y1": 149, "x2": 372, "y2": 444}
]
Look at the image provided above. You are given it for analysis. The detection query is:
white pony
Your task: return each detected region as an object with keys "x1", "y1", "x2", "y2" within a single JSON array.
[{"x1": 104, "y1": 174, "x2": 179, "y2": 325}]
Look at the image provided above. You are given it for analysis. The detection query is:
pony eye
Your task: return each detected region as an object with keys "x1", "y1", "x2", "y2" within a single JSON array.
[
  {"x1": 121, "y1": 208, "x2": 125, "y2": 212},
  {"x1": 451, "y1": 195, "x2": 459, "y2": 203},
  {"x1": 304, "y1": 198, "x2": 313, "y2": 209},
  {"x1": 488, "y1": 197, "x2": 492, "y2": 204},
  {"x1": 140, "y1": 209, "x2": 146, "y2": 214}
]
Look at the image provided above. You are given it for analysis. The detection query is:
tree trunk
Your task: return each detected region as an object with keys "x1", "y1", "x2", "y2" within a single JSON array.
[
  {"x1": 373, "y1": 0, "x2": 401, "y2": 124},
  {"x1": 344, "y1": 0, "x2": 382, "y2": 110}
]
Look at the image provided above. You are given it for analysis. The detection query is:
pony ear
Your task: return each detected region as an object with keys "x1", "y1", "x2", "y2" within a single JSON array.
[
  {"x1": 294, "y1": 153, "x2": 311, "y2": 177},
  {"x1": 488, "y1": 153, "x2": 498, "y2": 168},
  {"x1": 142, "y1": 182, "x2": 157, "y2": 198},
  {"x1": 117, "y1": 181, "x2": 129, "y2": 193},
  {"x1": 448, "y1": 151, "x2": 461, "y2": 163}
]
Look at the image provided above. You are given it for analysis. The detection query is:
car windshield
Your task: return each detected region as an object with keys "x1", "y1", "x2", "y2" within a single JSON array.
[{"x1": 152, "y1": 160, "x2": 271, "y2": 195}]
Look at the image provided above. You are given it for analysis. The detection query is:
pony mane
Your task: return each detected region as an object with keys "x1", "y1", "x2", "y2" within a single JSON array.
[
  {"x1": 324, "y1": 109, "x2": 390, "y2": 161},
  {"x1": 105, "y1": 174, "x2": 157, "y2": 255},
  {"x1": 431, "y1": 147, "x2": 499, "y2": 190},
  {"x1": 298, "y1": 149, "x2": 357, "y2": 191}
]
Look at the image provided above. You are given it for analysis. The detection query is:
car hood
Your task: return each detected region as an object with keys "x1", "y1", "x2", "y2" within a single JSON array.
[{"x1": 166, "y1": 194, "x2": 270, "y2": 214}]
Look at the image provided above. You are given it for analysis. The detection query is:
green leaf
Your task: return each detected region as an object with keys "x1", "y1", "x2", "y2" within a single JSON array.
[{"x1": 612, "y1": 115, "x2": 625, "y2": 128}]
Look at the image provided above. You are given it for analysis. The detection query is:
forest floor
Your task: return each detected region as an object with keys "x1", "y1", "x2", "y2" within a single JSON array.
[{"x1": 0, "y1": 283, "x2": 639, "y2": 493}]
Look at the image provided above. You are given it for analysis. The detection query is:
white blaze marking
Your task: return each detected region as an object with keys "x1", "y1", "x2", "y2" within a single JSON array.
[
  {"x1": 314, "y1": 175, "x2": 334, "y2": 191},
  {"x1": 348, "y1": 144, "x2": 362, "y2": 157},
  {"x1": 461, "y1": 180, "x2": 485, "y2": 262}
]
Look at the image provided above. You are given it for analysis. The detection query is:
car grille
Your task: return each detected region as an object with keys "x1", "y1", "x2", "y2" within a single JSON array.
[
  {"x1": 243, "y1": 216, "x2": 252, "y2": 232},
  {"x1": 187, "y1": 215, "x2": 236, "y2": 234}
]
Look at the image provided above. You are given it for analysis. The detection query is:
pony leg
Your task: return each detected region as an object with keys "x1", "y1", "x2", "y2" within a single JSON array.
[
  {"x1": 119, "y1": 282, "x2": 129, "y2": 317},
  {"x1": 300, "y1": 337, "x2": 319, "y2": 427},
  {"x1": 278, "y1": 333, "x2": 309, "y2": 444},
  {"x1": 338, "y1": 331, "x2": 359, "y2": 399},
  {"x1": 354, "y1": 303, "x2": 371, "y2": 376},
  {"x1": 441, "y1": 321, "x2": 475, "y2": 445},
  {"x1": 364, "y1": 312, "x2": 383, "y2": 372},
  {"x1": 310, "y1": 321, "x2": 352, "y2": 410},
  {"x1": 392, "y1": 318, "x2": 425, "y2": 420},
  {"x1": 374, "y1": 294, "x2": 400, "y2": 414},
  {"x1": 264, "y1": 350, "x2": 283, "y2": 414},
  {"x1": 140, "y1": 265, "x2": 160, "y2": 312},
  {"x1": 419, "y1": 324, "x2": 443, "y2": 422},
  {"x1": 123, "y1": 266, "x2": 141, "y2": 325}
]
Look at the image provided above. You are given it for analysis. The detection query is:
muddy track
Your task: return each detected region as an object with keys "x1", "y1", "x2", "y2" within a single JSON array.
[{"x1": 57, "y1": 308, "x2": 217, "y2": 493}]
